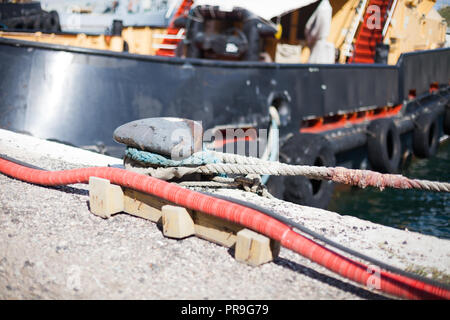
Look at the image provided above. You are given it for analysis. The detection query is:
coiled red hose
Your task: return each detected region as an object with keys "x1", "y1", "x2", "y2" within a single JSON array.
[{"x1": 0, "y1": 157, "x2": 449, "y2": 300}]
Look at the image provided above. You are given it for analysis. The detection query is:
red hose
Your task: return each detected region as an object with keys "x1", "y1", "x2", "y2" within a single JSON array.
[{"x1": 0, "y1": 157, "x2": 448, "y2": 300}]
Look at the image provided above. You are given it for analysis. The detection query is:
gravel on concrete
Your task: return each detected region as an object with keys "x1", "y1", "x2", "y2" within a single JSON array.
[{"x1": 0, "y1": 129, "x2": 449, "y2": 299}]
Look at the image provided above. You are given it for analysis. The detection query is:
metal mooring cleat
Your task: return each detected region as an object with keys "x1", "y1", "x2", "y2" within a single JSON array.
[{"x1": 113, "y1": 117, "x2": 203, "y2": 159}]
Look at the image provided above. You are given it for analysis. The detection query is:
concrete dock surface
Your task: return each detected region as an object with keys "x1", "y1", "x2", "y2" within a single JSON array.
[{"x1": 0, "y1": 129, "x2": 449, "y2": 299}]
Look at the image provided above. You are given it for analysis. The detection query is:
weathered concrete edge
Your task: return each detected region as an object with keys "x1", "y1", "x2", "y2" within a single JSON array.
[{"x1": 0, "y1": 128, "x2": 122, "y2": 167}]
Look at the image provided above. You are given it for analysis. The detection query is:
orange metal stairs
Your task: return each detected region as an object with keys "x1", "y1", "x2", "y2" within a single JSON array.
[
  {"x1": 349, "y1": 0, "x2": 391, "y2": 64},
  {"x1": 155, "y1": 0, "x2": 193, "y2": 57}
]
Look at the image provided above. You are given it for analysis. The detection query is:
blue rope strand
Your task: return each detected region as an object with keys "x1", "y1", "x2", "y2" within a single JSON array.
[{"x1": 126, "y1": 147, "x2": 221, "y2": 167}]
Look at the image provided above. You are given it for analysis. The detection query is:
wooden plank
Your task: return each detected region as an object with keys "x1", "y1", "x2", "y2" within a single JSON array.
[
  {"x1": 123, "y1": 188, "x2": 170, "y2": 222},
  {"x1": 90, "y1": 185, "x2": 279, "y2": 266},
  {"x1": 123, "y1": 185, "x2": 244, "y2": 247},
  {"x1": 289, "y1": 10, "x2": 300, "y2": 45},
  {"x1": 191, "y1": 211, "x2": 243, "y2": 248}
]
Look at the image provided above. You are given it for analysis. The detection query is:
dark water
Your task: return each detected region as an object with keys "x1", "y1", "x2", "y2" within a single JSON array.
[{"x1": 328, "y1": 139, "x2": 450, "y2": 239}]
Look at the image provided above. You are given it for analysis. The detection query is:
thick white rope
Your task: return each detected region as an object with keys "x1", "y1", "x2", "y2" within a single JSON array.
[{"x1": 195, "y1": 162, "x2": 450, "y2": 192}]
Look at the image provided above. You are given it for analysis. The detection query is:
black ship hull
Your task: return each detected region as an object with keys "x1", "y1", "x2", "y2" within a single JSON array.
[{"x1": 0, "y1": 37, "x2": 448, "y2": 157}]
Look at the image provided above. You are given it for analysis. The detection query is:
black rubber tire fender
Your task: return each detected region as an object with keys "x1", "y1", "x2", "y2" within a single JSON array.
[
  {"x1": 277, "y1": 133, "x2": 336, "y2": 209},
  {"x1": 412, "y1": 111, "x2": 440, "y2": 158},
  {"x1": 444, "y1": 106, "x2": 450, "y2": 136},
  {"x1": 50, "y1": 11, "x2": 62, "y2": 32},
  {"x1": 123, "y1": 40, "x2": 129, "y2": 52},
  {"x1": 43, "y1": 11, "x2": 61, "y2": 32},
  {"x1": 367, "y1": 118, "x2": 402, "y2": 173}
]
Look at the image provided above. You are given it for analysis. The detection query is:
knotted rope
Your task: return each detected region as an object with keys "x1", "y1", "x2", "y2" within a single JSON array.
[{"x1": 125, "y1": 147, "x2": 450, "y2": 193}]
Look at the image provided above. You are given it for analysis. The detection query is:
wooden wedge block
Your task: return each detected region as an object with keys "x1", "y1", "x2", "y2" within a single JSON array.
[
  {"x1": 235, "y1": 228, "x2": 280, "y2": 266},
  {"x1": 89, "y1": 177, "x2": 124, "y2": 218},
  {"x1": 161, "y1": 205, "x2": 195, "y2": 239}
]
